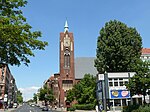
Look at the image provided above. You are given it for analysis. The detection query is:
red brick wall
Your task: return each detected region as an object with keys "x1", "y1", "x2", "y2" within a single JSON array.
[{"x1": 59, "y1": 31, "x2": 75, "y2": 106}]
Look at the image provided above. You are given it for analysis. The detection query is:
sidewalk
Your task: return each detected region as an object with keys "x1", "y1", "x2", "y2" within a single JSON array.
[
  {"x1": 54, "y1": 108, "x2": 121, "y2": 112},
  {"x1": 0, "y1": 108, "x2": 16, "y2": 112},
  {"x1": 54, "y1": 108, "x2": 96, "y2": 112}
]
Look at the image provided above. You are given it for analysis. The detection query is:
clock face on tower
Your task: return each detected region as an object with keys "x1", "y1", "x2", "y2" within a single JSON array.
[{"x1": 64, "y1": 38, "x2": 70, "y2": 47}]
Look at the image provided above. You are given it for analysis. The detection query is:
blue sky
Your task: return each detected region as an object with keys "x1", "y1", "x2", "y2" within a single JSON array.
[{"x1": 9, "y1": 0, "x2": 150, "y2": 100}]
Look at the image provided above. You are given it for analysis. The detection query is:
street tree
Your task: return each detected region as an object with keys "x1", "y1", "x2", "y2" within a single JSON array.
[
  {"x1": 95, "y1": 20, "x2": 142, "y2": 73},
  {"x1": 126, "y1": 60, "x2": 150, "y2": 103},
  {"x1": 66, "y1": 74, "x2": 96, "y2": 104},
  {"x1": 0, "y1": 0, "x2": 48, "y2": 66},
  {"x1": 17, "y1": 90, "x2": 23, "y2": 104},
  {"x1": 66, "y1": 88, "x2": 75, "y2": 103},
  {"x1": 38, "y1": 85, "x2": 55, "y2": 105},
  {"x1": 33, "y1": 93, "x2": 38, "y2": 104}
]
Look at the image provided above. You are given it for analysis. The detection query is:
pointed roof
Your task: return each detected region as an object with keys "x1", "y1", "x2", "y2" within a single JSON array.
[{"x1": 64, "y1": 20, "x2": 69, "y2": 32}]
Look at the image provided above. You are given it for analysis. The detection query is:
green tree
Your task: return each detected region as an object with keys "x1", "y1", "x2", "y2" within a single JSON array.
[
  {"x1": 38, "y1": 85, "x2": 55, "y2": 105},
  {"x1": 33, "y1": 93, "x2": 38, "y2": 103},
  {"x1": 66, "y1": 74, "x2": 96, "y2": 104},
  {"x1": 126, "y1": 60, "x2": 150, "y2": 104},
  {"x1": 95, "y1": 20, "x2": 142, "y2": 73},
  {"x1": 66, "y1": 88, "x2": 75, "y2": 103},
  {"x1": 17, "y1": 90, "x2": 23, "y2": 104},
  {"x1": 0, "y1": 0, "x2": 48, "y2": 66}
]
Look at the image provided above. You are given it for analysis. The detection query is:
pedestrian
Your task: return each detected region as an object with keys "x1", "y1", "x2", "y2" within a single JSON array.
[
  {"x1": 55, "y1": 105, "x2": 57, "y2": 110},
  {"x1": 95, "y1": 105, "x2": 99, "y2": 112}
]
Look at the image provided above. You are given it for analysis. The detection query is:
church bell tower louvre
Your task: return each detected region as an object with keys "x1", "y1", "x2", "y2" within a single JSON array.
[{"x1": 59, "y1": 20, "x2": 75, "y2": 106}]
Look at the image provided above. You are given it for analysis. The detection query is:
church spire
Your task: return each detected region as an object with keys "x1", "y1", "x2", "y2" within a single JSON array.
[{"x1": 64, "y1": 20, "x2": 69, "y2": 32}]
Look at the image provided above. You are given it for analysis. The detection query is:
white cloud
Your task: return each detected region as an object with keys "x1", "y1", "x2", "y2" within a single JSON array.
[{"x1": 19, "y1": 86, "x2": 40, "y2": 101}]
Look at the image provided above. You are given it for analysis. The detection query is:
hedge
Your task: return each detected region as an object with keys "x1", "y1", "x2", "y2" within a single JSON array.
[{"x1": 73, "y1": 104, "x2": 95, "y2": 110}]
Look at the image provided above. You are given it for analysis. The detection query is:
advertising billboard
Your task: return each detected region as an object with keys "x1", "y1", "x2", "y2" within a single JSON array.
[{"x1": 110, "y1": 90, "x2": 130, "y2": 99}]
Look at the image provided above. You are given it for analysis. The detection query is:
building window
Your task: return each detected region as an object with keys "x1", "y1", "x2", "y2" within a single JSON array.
[
  {"x1": 114, "y1": 82, "x2": 118, "y2": 86},
  {"x1": 114, "y1": 99, "x2": 121, "y2": 106},
  {"x1": 119, "y1": 82, "x2": 123, "y2": 86},
  {"x1": 124, "y1": 81, "x2": 128, "y2": 85},
  {"x1": 109, "y1": 82, "x2": 113, "y2": 86},
  {"x1": 119, "y1": 78, "x2": 123, "y2": 81},
  {"x1": 64, "y1": 49, "x2": 70, "y2": 68},
  {"x1": 114, "y1": 78, "x2": 118, "y2": 86},
  {"x1": 114, "y1": 78, "x2": 118, "y2": 81},
  {"x1": 122, "y1": 99, "x2": 127, "y2": 106},
  {"x1": 109, "y1": 78, "x2": 112, "y2": 81}
]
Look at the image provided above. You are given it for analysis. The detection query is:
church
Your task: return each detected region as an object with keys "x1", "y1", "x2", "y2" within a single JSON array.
[
  {"x1": 45, "y1": 21, "x2": 97, "y2": 107},
  {"x1": 44, "y1": 21, "x2": 150, "y2": 108}
]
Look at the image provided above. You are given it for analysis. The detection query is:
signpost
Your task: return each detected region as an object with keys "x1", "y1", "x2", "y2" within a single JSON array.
[
  {"x1": 96, "y1": 80, "x2": 103, "y2": 112},
  {"x1": 96, "y1": 73, "x2": 109, "y2": 112},
  {"x1": 4, "y1": 94, "x2": 7, "y2": 102},
  {"x1": 4, "y1": 94, "x2": 8, "y2": 110}
]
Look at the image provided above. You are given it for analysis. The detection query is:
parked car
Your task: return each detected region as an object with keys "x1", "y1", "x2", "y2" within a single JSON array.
[
  {"x1": 42, "y1": 106, "x2": 49, "y2": 111},
  {"x1": 13, "y1": 103, "x2": 18, "y2": 108},
  {"x1": 30, "y1": 103, "x2": 36, "y2": 107}
]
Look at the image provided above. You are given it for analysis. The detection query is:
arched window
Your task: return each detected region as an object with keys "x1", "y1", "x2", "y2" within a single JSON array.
[{"x1": 64, "y1": 49, "x2": 70, "y2": 68}]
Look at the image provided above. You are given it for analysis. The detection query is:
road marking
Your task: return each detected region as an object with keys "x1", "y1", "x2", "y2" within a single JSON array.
[{"x1": 30, "y1": 110, "x2": 32, "y2": 112}]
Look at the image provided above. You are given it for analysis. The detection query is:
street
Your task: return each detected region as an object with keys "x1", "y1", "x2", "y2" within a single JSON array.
[{"x1": 10, "y1": 103, "x2": 60, "y2": 112}]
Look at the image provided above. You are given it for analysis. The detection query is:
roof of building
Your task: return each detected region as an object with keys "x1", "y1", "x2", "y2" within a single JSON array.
[
  {"x1": 64, "y1": 20, "x2": 69, "y2": 32},
  {"x1": 141, "y1": 48, "x2": 150, "y2": 54},
  {"x1": 75, "y1": 57, "x2": 98, "y2": 79},
  {"x1": 49, "y1": 75, "x2": 54, "y2": 81}
]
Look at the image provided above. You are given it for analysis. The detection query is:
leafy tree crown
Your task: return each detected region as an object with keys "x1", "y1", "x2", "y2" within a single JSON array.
[{"x1": 95, "y1": 20, "x2": 142, "y2": 73}]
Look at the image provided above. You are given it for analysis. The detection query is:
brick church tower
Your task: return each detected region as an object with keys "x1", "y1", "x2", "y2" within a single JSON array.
[{"x1": 59, "y1": 20, "x2": 75, "y2": 106}]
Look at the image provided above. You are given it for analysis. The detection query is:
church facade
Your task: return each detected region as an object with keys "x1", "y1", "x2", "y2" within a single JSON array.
[
  {"x1": 59, "y1": 20, "x2": 75, "y2": 106},
  {"x1": 45, "y1": 21, "x2": 76, "y2": 107}
]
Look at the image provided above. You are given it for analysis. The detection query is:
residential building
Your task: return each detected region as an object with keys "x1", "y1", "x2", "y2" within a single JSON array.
[
  {"x1": 141, "y1": 48, "x2": 150, "y2": 61},
  {"x1": 0, "y1": 64, "x2": 17, "y2": 108}
]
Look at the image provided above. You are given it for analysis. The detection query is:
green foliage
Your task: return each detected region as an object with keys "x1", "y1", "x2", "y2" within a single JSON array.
[
  {"x1": 123, "y1": 105, "x2": 150, "y2": 112},
  {"x1": 123, "y1": 105, "x2": 140, "y2": 112},
  {"x1": 33, "y1": 93, "x2": 38, "y2": 103},
  {"x1": 66, "y1": 89, "x2": 75, "y2": 103},
  {"x1": 66, "y1": 74, "x2": 96, "y2": 105},
  {"x1": 0, "y1": 0, "x2": 48, "y2": 66},
  {"x1": 38, "y1": 85, "x2": 55, "y2": 103},
  {"x1": 67, "y1": 106, "x2": 76, "y2": 111},
  {"x1": 17, "y1": 90, "x2": 23, "y2": 104},
  {"x1": 27, "y1": 99, "x2": 34, "y2": 103},
  {"x1": 73, "y1": 104, "x2": 95, "y2": 110},
  {"x1": 126, "y1": 60, "x2": 150, "y2": 102},
  {"x1": 95, "y1": 20, "x2": 142, "y2": 73},
  {"x1": 132, "y1": 105, "x2": 150, "y2": 112}
]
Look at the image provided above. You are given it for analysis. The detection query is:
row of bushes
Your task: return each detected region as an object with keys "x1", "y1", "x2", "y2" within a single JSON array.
[
  {"x1": 67, "y1": 104, "x2": 95, "y2": 111},
  {"x1": 123, "y1": 104, "x2": 150, "y2": 112},
  {"x1": 132, "y1": 105, "x2": 150, "y2": 112},
  {"x1": 68, "y1": 104, "x2": 150, "y2": 112}
]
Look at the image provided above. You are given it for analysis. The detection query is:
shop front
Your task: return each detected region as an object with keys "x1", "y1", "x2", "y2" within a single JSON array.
[{"x1": 109, "y1": 88, "x2": 142, "y2": 111}]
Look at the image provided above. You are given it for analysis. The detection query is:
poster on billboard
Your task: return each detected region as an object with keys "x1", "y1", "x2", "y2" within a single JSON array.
[{"x1": 110, "y1": 90, "x2": 130, "y2": 99}]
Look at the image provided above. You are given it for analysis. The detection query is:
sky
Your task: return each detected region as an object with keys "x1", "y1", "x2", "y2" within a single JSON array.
[{"x1": 9, "y1": 0, "x2": 150, "y2": 101}]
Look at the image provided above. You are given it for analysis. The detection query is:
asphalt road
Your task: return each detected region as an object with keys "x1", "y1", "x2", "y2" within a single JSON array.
[{"x1": 11, "y1": 103, "x2": 59, "y2": 112}]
